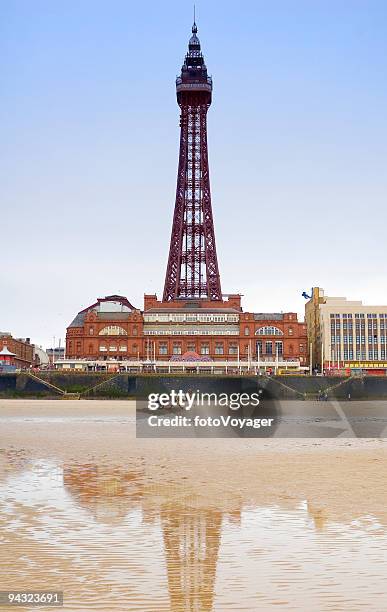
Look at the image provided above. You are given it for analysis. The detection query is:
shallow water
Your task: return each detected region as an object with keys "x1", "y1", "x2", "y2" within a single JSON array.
[{"x1": 1, "y1": 450, "x2": 387, "y2": 611}]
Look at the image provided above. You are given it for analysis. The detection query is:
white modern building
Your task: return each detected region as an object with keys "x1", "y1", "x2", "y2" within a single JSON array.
[{"x1": 306, "y1": 287, "x2": 387, "y2": 373}]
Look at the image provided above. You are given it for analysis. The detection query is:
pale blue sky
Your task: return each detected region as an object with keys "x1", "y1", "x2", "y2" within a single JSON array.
[{"x1": 1, "y1": 0, "x2": 387, "y2": 348}]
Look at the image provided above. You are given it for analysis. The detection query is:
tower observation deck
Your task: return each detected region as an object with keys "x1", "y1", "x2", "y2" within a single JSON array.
[{"x1": 163, "y1": 21, "x2": 222, "y2": 301}]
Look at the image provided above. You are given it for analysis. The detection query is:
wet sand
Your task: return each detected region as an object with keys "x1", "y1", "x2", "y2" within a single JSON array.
[{"x1": 1, "y1": 400, "x2": 387, "y2": 611}]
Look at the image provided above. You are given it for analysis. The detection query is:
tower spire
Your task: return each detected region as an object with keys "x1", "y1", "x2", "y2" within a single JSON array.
[{"x1": 163, "y1": 20, "x2": 222, "y2": 301}]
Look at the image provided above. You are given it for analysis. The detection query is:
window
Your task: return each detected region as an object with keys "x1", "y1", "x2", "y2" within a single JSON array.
[
  {"x1": 265, "y1": 341, "x2": 273, "y2": 355},
  {"x1": 213, "y1": 315, "x2": 226, "y2": 322},
  {"x1": 201, "y1": 343, "x2": 210, "y2": 355},
  {"x1": 173, "y1": 344, "x2": 182, "y2": 355},
  {"x1": 228, "y1": 344, "x2": 238, "y2": 355},
  {"x1": 299, "y1": 343, "x2": 304, "y2": 352},
  {"x1": 99, "y1": 344, "x2": 107, "y2": 352},
  {"x1": 158, "y1": 343, "x2": 168, "y2": 355},
  {"x1": 256, "y1": 326, "x2": 284, "y2": 336},
  {"x1": 88, "y1": 344, "x2": 93, "y2": 354},
  {"x1": 187, "y1": 342, "x2": 196, "y2": 352},
  {"x1": 215, "y1": 343, "x2": 224, "y2": 355},
  {"x1": 109, "y1": 345, "x2": 117, "y2": 352},
  {"x1": 275, "y1": 341, "x2": 283, "y2": 355},
  {"x1": 89, "y1": 327, "x2": 94, "y2": 335},
  {"x1": 99, "y1": 326, "x2": 127, "y2": 336},
  {"x1": 244, "y1": 326, "x2": 250, "y2": 336},
  {"x1": 133, "y1": 326, "x2": 138, "y2": 336},
  {"x1": 119, "y1": 344, "x2": 127, "y2": 352}
]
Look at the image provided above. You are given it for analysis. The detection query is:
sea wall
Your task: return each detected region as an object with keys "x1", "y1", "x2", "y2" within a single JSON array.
[{"x1": 1, "y1": 372, "x2": 387, "y2": 399}]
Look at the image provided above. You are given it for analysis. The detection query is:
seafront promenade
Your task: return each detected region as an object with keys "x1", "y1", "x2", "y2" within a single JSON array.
[{"x1": 2, "y1": 372, "x2": 387, "y2": 400}]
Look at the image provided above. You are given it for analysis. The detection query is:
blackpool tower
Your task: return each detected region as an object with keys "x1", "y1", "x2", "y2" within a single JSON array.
[{"x1": 163, "y1": 21, "x2": 222, "y2": 302}]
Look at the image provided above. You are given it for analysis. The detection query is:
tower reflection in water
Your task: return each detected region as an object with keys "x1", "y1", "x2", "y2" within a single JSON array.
[{"x1": 63, "y1": 463, "x2": 241, "y2": 611}]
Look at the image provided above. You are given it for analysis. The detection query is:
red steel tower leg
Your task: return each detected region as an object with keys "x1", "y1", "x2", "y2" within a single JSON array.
[{"x1": 163, "y1": 22, "x2": 222, "y2": 302}]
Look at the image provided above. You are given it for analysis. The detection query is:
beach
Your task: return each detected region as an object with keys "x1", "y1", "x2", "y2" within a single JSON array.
[{"x1": 1, "y1": 400, "x2": 387, "y2": 611}]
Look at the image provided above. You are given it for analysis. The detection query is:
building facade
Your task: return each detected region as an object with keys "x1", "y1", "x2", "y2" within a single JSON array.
[
  {"x1": 46, "y1": 347, "x2": 65, "y2": 365},
  {"x1": 66, "y1": 296, "x2": 143, "y2": 361},
  {"x1": 306, "y1": 287, "x2": 387, "y2": 374},
  {"x1": 0, "y1": 333, "x2": 34, "y2": 368},
  {"x1": 65, "y1": 294, "x2": 307, "y2": 369}
]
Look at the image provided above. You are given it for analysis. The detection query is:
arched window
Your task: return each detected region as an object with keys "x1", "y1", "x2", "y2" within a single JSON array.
[
  {"x1": 244, "y1": 326, "x2": 250, "y2": 336},
  {"x1": 255, "y1": 326, "x2": 283, "y2": 336},
  {"x1": 99, "y1": 326, "x2": 128, "y2": 336}
]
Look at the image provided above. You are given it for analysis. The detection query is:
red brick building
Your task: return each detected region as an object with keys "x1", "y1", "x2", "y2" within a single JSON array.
[
  {"x1": 66, "y1": 296, "x2": 143, "y2": 361},
  {"x1": 0, "y1": 333, "x2": 34, "y2": 368},
  {"x1": 65, "y1": 294, "x2": 307, "y2": 369}
]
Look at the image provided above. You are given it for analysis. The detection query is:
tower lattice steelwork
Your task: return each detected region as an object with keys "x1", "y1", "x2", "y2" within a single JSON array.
[{"x1": 163, "y1": 22, "x2": 222, "y2": 301}]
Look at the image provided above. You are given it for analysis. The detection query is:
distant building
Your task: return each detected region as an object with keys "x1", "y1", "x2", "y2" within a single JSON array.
[
  {"x1": 0, "y1": 333, "x2": 34, "y2": 368},
  {"x1": 66, "y1": 295, "x2": 143, "y2": 362},
  {"x1": 0, "y1": 346, "x2": 17, "y2": 372},
  {"x1": 46, "y1": 347, "x2": 65, "y2": 364},
  {"x1": 65, "y1": 294, "x2": 307, "y2": 371},
  {"x1": 33, "y1": 345, "x2": 50, "y2": 367},
  {"x1": 306, "y1": 287, "x2": 387, "y2": 374}
]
